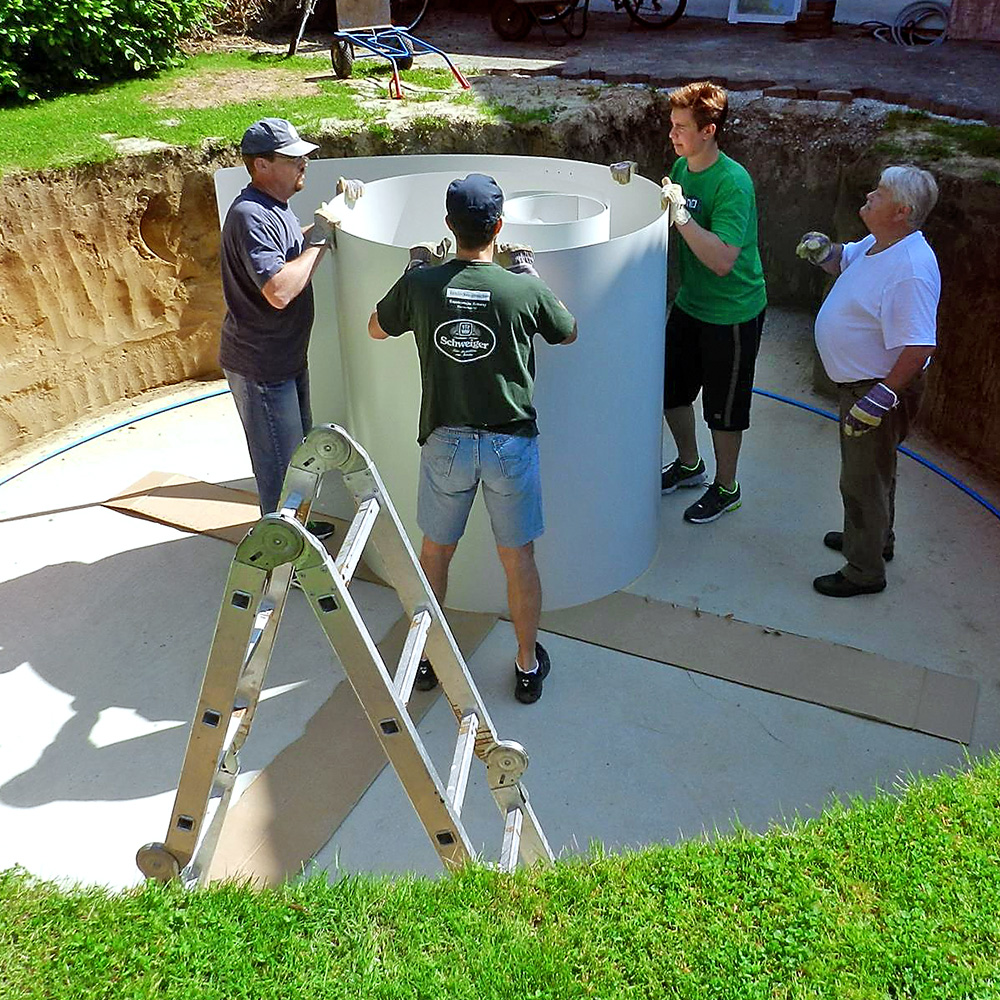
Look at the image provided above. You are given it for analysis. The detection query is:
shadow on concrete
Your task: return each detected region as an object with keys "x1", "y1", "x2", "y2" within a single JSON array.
[{"x1": 0, "y1": 532, "x2": 340, "y2": 807}]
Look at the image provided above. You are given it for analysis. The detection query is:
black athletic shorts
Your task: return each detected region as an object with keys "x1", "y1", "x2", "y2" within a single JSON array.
[{"x1": 663, "y1": 304, "x2": 766, "y2": 432}]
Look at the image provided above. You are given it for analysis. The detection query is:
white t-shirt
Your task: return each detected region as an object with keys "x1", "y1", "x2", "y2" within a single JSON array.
[{"x1": 814, "y1": 231, "x2": 940, "y2": 383}]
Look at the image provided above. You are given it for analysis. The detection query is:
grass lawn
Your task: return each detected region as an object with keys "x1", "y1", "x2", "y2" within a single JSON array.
[
  {"x1": 2, "y1": 755, "x2": 999, "y2": 998},
  {"x1": 0, "y1": 51, "x2": 467, "y2": 176}
]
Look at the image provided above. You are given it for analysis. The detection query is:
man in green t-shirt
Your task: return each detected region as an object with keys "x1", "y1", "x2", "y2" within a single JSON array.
[
  {"x1": 658, "y1": 81, "x2": 767, "y2": 524},
  {"x1": 369, "y1": 174, "x2": 577, "y2": 704}
]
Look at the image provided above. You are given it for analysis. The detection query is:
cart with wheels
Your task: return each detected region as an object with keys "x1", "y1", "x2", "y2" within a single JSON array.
[{"x1": 331, "y1": 0, "x2": 470, "y2": 98}]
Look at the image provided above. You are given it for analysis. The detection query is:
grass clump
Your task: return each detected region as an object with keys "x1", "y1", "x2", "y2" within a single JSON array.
[
  {"x1": 883, "y1": 110, "x2": 1000, "y2": 162},
  {"x1": 482, "y1": 101, "x2": 557, "y2": 125},
  {"x1": 2, "y1": 755, "x2": 1000, "y2": 998}
]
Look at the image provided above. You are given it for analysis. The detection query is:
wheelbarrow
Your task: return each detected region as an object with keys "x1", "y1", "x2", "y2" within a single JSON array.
[{"x1": 331, "y1": 0, "x2": 471, "y2": 98}]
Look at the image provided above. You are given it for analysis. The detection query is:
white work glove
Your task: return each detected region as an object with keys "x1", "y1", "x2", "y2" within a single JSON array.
[
  {"x1": 337, "y1": 176, "x2": 365, "y2": 208},
  {"x1": 796, "y1": 231, "x2": 834, "y2": 266},
  {"x1": 610, "y1": 160, "x2": 638, "y2": 185},
  {"x1": 308, "y1": 201, "x2": 342, "y2": 247},
  {"x1": 660, "y1": 181, "x2": 691, "y2": 227},
  {"x1": 496, "y1": 242, "x2": 538, "y2": 276},
  {"x1": 405, "y1": 237, "x2": 451, "y2": 273}
]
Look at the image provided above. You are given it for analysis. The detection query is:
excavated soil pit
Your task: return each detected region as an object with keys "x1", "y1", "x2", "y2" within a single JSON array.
[{"x1": 2, "y1": 83, "x2": 999, "y2": 481}]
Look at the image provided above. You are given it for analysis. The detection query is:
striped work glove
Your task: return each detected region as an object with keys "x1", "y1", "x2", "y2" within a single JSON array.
[
  {"x1": 843, "y1": 382, "x2": 897, "y2": 437},
  {"x1": 796, "y1": 231, "x2": 834, "y2": 266},
  {"x1": 610, "y1": 161, "x2": 638, "y2": 184}
]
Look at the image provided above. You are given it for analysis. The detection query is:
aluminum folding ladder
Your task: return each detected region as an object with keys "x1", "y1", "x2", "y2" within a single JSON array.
[{"x1": 136, "y1": 424, "x2": 553, "y2": 884}]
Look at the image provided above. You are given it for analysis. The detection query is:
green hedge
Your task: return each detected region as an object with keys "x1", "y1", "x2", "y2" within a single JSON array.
[{"x1": 0, "y1": 0, "x2": 219, "y2": 103}]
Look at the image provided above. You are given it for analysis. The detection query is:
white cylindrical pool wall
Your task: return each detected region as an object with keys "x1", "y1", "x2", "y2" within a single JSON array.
[{"x1": 215, "y1": 154, "x2": 668, "y2": 612}]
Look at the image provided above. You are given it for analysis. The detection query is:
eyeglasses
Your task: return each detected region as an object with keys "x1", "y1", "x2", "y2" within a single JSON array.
[{"x1": 274, "y1": 153, "x2": 307, "y2": 165}]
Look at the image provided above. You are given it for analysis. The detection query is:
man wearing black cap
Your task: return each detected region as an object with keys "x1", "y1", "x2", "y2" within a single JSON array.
[
  {"x1": 368, "y1": 174, "x2": 577, "y2": 705},
  {"x1": 220, "y1": 117, "x2": 354, "y2": 533}
]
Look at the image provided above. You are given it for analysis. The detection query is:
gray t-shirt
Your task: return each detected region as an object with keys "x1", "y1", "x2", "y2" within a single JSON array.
[{"x1": 219, "y1": 185, "x2": 314, "y2": 381}]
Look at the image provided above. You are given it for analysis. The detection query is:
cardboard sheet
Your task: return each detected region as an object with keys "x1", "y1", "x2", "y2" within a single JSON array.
[
  {"x1": 541, "y1": 592, "x2": 978, "y2": 744},
  {"x1": 104, "y1": 472, "x2": 383, "y2": 583},
  {"x1": 106, "y1": 474, "x2": 978, "y2": 745}
]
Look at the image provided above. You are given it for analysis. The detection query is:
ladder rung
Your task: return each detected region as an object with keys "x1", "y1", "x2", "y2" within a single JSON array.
[
  {"x1": 446, "y1": 713, "x2": 479, "y2": 816},
  {"x1": 394, "y1": 609, "x2": 433, "y2": 701},
  {"x1": 335, "y1": 496, "x2": 381, "y2": 586},
  {"x1": 499, "y1": 807, "x2": 523, "y2": 873}
]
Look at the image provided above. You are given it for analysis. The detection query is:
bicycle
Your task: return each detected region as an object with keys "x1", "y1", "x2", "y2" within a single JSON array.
[
  {"x1": 491, "y1": 0, "x2": 686, "y2": 42},
  {"x1": 287, "y1": 0, "x2": 430, "y2": 57}
]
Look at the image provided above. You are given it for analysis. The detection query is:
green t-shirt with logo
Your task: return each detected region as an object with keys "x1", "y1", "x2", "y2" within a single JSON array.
[
  {"x1": 376, "y1": 259, "x2": 576, "y2": 445},
  {"x1": 670, "y1": 151, "x2": 767, "y2": 325}
]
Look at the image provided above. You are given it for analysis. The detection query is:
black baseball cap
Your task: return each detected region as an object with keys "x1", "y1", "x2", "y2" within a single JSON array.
[
  {"x1": 240, "y1": 118, "x2": 318, "y2": 157},
  {"x1": 446, "y1": 173, "x2": 504, "y2": 228}
]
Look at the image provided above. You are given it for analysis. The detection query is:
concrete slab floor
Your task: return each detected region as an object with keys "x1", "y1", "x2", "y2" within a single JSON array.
[{"x1": 1, "y1": 306, "x2": 998, "y2": 889}]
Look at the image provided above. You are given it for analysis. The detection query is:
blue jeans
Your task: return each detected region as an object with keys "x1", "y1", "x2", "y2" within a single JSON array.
[
  {"x1": 224, "y1": 369, "x2": 312, "y2": 514},
  {"x1": 417, "y1": 427, "x2": 543, "y2": 549}
]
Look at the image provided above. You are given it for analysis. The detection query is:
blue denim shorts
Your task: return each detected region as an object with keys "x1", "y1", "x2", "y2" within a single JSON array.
[{"x1": 417, "y1": 427, "x2": 544, "y2": 549}]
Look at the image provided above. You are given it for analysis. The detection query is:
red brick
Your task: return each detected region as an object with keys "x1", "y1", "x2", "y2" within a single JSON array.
[
  {"x1": 764, "y1": 85, "x2": 799, "y2": 98},
  {"x1": 817, "y1": 89, "x2": 854, "y2": 103}
]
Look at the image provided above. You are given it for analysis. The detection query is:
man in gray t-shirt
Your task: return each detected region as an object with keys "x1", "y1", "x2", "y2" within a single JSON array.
[{"x1": 220, "y1": 117, "x2": 350, "y2": 529}]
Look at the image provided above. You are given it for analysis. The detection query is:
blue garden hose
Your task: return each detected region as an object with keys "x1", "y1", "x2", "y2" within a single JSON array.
[
  {"x1": 752, "y1": 387, "x2": 1000, "y2": 521},
  {"x1": 1, "y1": 384, "x2": 998, "y2": 523},
  {"x1": 0, "y1": 387, "x2": 231, "y2": 491}
]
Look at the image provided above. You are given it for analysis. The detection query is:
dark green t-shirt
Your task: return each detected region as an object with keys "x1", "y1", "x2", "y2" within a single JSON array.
[
  {"x1": 376, "y1": 259, "x2": 576, "y2": 445},
  {"x1": 670, "y1": 151, "x2": 767, "y2": 325}
]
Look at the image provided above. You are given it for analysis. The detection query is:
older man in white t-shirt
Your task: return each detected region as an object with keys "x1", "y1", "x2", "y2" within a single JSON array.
[{"x1": 797, "y1": 165, "x2": 940, "y2": 597}]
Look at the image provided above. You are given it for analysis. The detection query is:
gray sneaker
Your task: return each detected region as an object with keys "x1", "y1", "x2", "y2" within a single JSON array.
[
  {"x1": 683, "y1": 482, "x2": 741, "y2": 523},
  {"x1": 661, "y1": 458, "x2": 707, "y2": 494}
]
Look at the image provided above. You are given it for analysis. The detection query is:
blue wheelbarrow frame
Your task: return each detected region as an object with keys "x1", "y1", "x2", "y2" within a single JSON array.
[{"x1": 331, "y1": 26, "x2": 471, "y2": 99}]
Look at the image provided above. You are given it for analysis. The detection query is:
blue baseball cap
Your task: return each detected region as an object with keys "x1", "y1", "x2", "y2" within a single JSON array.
[
  {"x1": 446, "y1": 173, "x2": 504, "y2": 228},
  {"x1": 240, "y1": 118, "x2": 318, "y2": 157}
]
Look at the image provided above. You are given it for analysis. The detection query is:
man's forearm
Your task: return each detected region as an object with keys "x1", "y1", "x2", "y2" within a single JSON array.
[
  {"x1": 883, "y1": 345, "x2": 935, "y2": 393},
  {"x1": 262, "y1": 244, "x2": 327, "y2": 310},
  {"x1": 675, "y1": 218, "x2": 740, "y2": 277}
]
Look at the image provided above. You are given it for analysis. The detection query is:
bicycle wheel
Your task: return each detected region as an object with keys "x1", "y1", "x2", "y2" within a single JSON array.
[
  {"x1": 622, "y1": 0, "x2": 686, "y2": 28},
  {"x1": 537, "y1": 0, "x2": 581, "y2": 24},
  {"x1": 491, "y1": 0, "x2": 533, "y2": 40},
  {"x1": 391, "y1": 0, "x2": 430, "y2": 30}
]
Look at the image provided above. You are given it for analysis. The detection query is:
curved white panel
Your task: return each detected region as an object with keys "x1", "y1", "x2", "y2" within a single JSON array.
[{"x1": 215, "y1": 155, "x2": 668, "y2": 612}]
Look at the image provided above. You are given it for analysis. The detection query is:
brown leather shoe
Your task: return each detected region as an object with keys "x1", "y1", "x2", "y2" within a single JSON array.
[
  {"x1": 823, "y1": 531, "x2": 893, "y2": 562},
  {"x1": 813, "y1": 571, "x2": 886, "y2": 598}
]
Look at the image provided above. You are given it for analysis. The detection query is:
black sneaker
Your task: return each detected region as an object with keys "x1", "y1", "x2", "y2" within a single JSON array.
[
  {"x1": 414, "y1": 658, "x2": 438, "y2": 691},
  {"x1": 661, "y1": 458, "x2": 708, "y2": 494},
  {"x1": 823, "y1": 530, "x2": 894, "y2": 562},
  {"x1": 306, "y1": 519, "x2": 336, "y2": 541},
  {"x1": 683, "y1": 482, "x2": 741, "y2": 523},
  {"x1": 813, "y1": 570, "x2": 886, "y2": 597},
  {"x1": 514, "y1": 643, "x2": 551, "y2": 705}
]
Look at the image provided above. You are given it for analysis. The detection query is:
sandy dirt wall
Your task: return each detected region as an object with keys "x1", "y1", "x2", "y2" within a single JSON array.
[
  {"x1": 1, "y1": 91, "x2": 998, "y2": 479},
  {"x1": 0, "y1": 151, "x2": 230, "y2": 460}
]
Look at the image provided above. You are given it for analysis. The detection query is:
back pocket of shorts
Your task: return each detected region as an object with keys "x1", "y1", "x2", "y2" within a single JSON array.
[
  {"x1": 493, "y1": 435, "x2": 532, "y2": 479},
  {"x1": 428, "y1": 433, "x2": 461, "y2": 477}
]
